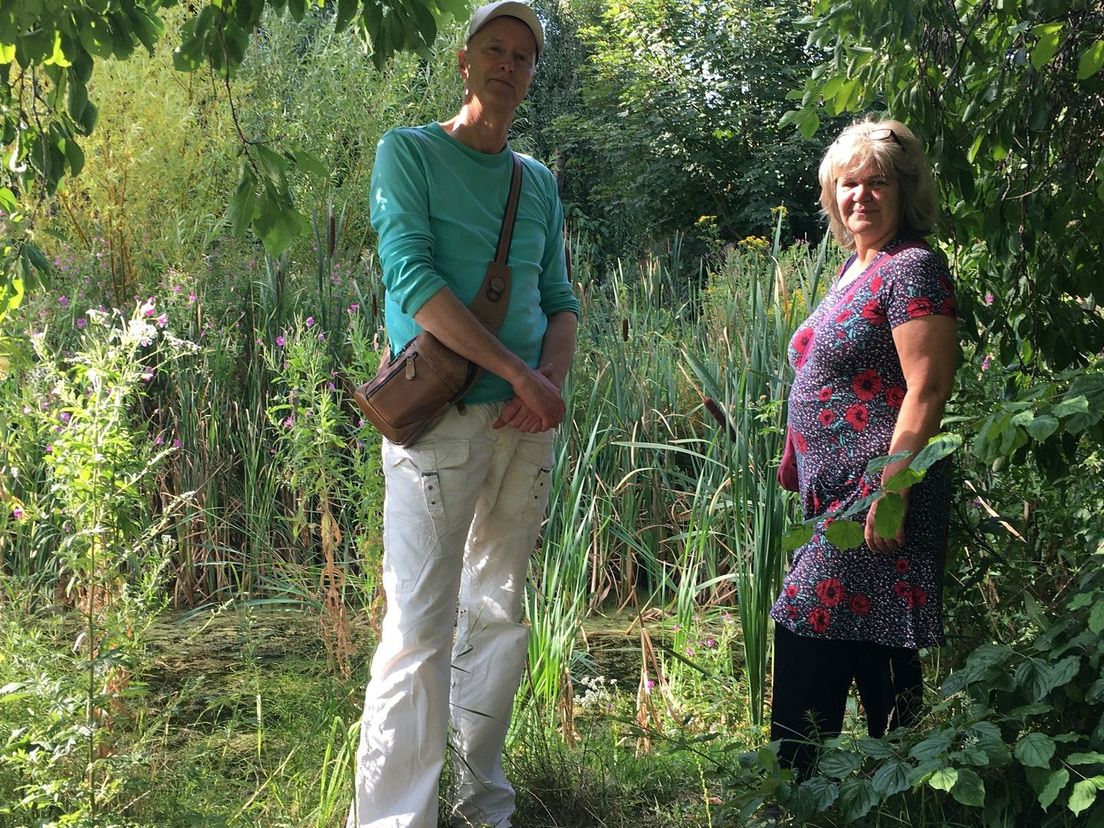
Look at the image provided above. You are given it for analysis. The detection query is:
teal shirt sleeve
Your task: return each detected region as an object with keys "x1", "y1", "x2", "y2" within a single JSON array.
[
  {"x1": 370, "y1": 129, "x2": 446, "y2": 319},
  {"x1": 532, "y1": 158, "x2": 580, "y2": 319}
]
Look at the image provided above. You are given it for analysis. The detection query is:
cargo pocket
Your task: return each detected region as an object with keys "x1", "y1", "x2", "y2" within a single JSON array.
[
  {"x1": 512, "y1": 434, "x2": 556, "y2": 524},
  {"x1": 382, "y1": 439, "x2": 471, "y2": 592}
]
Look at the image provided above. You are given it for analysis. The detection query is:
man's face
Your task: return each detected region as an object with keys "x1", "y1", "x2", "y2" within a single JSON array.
[{"x1": 460, "y1": 16, "x2": 538, "y2": 114}]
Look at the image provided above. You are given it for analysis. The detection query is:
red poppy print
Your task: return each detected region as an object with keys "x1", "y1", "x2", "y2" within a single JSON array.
[
  {"x1": 869, "y1": 275, "x2": 883, "y2": 294},
  {"x1": 911, "y1": 586, "x2": 928, "y2": 607},
  {"x1": 818, "y1": 409, "x2": 835, "y2": 426},
  {"x1": 792, "y1": 430, "x2": 808, "y2": 453},
  {"x1": 792, "y1": 327, "x2": 815, "y2": 369},
  {"x1": 836, "y1": 309, "x2": 852, "y2": 324},
  {"x1": 787, "y1": 604, "x2": 799, "y2": 620},
  {"x1": 940, "y1": 298, "x2": 956, "y2": 316},
  {"x1": 807, "y1": 607, "x2": 832, "y2": 633},
  {"x1": 885, "y1": 386, "x2": 905, "y2": 409},
  {"x1": 815, "y1": 577, "x2": 845, "y2": 607},
  {"x1": 906, "y1": 296, "x2": 935, "y2": 318},
  {"x1": 785, "y1": 583, "x2": 798, "y2": 599},
  {"x1": 894, "y1": 581, "x2": 912, "y2": 601},
  {"x1": 849, "y1": 593, "x2": 871, "y2": 616},
  {"x1": 896, "y1": 558, "x2": 910, "y2": 574},
  {"x1": 844, "y1": 403, "x2": 869, "y2": 431},
  {"x1": 861, "y1": 299, "x2": 887, "y2": 325},
  {"x1": 818, "y1": 386, "x2": 833, "y2": 402},
  {"x1": 852, "y1": 369, "x2": 883, "y2": 401}
]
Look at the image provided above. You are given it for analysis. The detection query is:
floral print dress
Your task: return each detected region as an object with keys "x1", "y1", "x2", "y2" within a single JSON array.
[{"x1": 770, "y1": 239, "x2": 956, "y2": 649}]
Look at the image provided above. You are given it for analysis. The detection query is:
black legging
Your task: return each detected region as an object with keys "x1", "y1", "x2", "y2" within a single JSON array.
[{"x1": 769, "y1": 624, "x2": 923, "y2": 779}]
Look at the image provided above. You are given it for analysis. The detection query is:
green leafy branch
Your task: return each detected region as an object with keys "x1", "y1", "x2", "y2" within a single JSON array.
[{"x1": 0, "y1": 0, "x2": 469, "y2": 319}]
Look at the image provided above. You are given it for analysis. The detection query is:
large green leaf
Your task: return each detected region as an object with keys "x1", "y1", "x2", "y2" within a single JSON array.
[
  {"x1": 818, "y1": 749, "x2": 861, "y2": 779},
  {"x1": 1077, "y1": 40, "x2": 1104, "y2": 80},
  {"x1": 1014, "y1": 732, "x2": 1056, "y2": 769},
  {"x1": 951, "y1": 767, "x2": 985, "y2": 807},
  {"x1": 872, "y1": 492, "x2": 905, "y2": 538},
  {"x1": 1034, "y1": 767, "x2": 1070, "y2": 810},
  {"x1": 1070, "y1": 777, "x2": 1104, "y2": 817},
  {"x1": 838, "y1": 778, "x2": 878, "y2": 822},
  {"x1": 928, "y1": 766, "x2": 957, "y2": 792},
  {"x1": 825, "y1": 519, "x2": 864, "y2": 551},
  {"x1": 910, "y1": 432, "x2": 962, "y2": 470},
  {"x1": 871, "y1": 760, "x2": 910, "y2": 797},
  {"x1": 1031, "y1": 23, "x2": 1064, "y2": 71}
]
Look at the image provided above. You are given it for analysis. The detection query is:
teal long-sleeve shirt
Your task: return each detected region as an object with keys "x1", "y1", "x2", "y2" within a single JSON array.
[{"x1": 370, "y1": 123, "x2": 580, "y2": 405}]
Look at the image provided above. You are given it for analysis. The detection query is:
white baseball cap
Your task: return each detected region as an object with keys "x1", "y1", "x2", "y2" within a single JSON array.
[{"x1": 466, "y1": 1, "x2": 544, "y2": 57}]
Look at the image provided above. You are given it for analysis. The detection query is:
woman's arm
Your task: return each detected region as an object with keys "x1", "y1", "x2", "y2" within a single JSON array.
[{"x1": 865, "y1": 314, "x2": 958, "y2": 553}]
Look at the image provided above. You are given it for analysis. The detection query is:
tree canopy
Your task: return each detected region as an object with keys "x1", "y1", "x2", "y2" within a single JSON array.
[{"x1": 784, "y1": 0, "x2": 1104, "y2": 367}]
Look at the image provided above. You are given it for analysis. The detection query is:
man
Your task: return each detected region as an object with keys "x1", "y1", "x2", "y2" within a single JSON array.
[{"x1": 348, "y1": 3, "x2": 579, "y2": 826}]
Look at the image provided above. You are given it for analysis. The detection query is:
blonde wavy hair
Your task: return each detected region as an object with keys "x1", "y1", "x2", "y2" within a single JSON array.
[{"x1": 818, "y1": 116, "x2": 939, "y2": 250}]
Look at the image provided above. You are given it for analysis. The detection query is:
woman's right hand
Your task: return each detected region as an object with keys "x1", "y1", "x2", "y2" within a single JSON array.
[{"x1": 865, "y1": 492, "x2": 907, "y2": 554}]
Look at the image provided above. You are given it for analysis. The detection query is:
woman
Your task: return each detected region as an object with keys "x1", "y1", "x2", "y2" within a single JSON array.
[{"x1": 770, "y1": 118, "x2": 958, "y2": 778}]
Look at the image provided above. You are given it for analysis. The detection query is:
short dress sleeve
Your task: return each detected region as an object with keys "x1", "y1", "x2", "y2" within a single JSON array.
[{"x1": 879, "y1": 247, "x2": 957, "y2": 328}]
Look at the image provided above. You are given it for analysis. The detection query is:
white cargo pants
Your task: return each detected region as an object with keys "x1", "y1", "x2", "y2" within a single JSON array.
[{"x1": 349, "y1": 402, "x2": 555, "y2": 828}]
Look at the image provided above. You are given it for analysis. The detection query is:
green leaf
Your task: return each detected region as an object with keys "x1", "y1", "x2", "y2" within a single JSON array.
[
  {"x1": 825, "y1": 519, "x2": 864, "y2": 551},
  {"x1": 1070, "y1": 777, "x2": 1104, "y2": 817},
  {"x1": 865, "y1": 451, "x2": 913, "y2": 474},
  {"x1": 911, "y1": 432, "x2": 962, "y2": 470},
  {"x1": 1014, "y1": 732, "x2": 1055, "y2": 769},
  {"x1": 63, "y1": 136, "x2": 84, "y2": 177},
  {"x1": 335, "y1": 0, "x2": 358, "y2": 32},
  {"x1": 229, "y1": 168, "x2": 258, "y2": 239},
  {"x1": 1029, "y1": 766, "x2": 1069, "y2": 810},
  {"x1": 857, "y1": 737, "x2": 895, "y2": 759},
  {"x1": 783, "y1": 523, "x2": 814, "y2": 552},
  {"x1": 872, "y1": 760, "x2": 910, "y2": 796},
  {"x1": 1052, "y1": 395, "x2": 1089, "y2": 419},
  {"x1": 928, "y1": 766, "x2": 957, "y2": 792},
  {"x1": 290, "y1": 148, "x2": 327, "y2": 178},
  {"x1": 873, "y1": 492, "x2": 905, "y2": 538},
  {"x1": 797, "y1": 109, "x2": 820, "y2": 139},
  {"x1": 74, "y1": 99, "x2": 98, "y2": 135},
  {"x1": 1069, "y1": 753, "x2": 1104, "y2": 765},
  {"x1": 910, "y1": 729, "x2": 954, "y2": 762},
  {"x1": 1090, "y1": 600, "x2": 1104, "y2": 635},
  {"x1": 43, "y1": 30, "x2": 72, "y2": 67},
  {"x1": 951, "y1": 767, "x2": 985, "y2": 806},
  {"x1": 67, "y1": 76, "x2": 88, "y2": 121},
  {"x1": 800, "y1": 775, "x2": 839, "y2": 811},
  {"x1": 1077, "y1": 40, "x2": 1104, "y2": 80},
  {"x1": 884, "y1": 467, "x2": 924, "y2": 492},
  {"x1": 1031, "y1": 23, "x2": 1064, "y2": 70},
  {"x1": 1025, "y1": 414, "x2": 1059, "y2": 442},
  {"x1": 818, "y1": 749, "x2": 861, "y2": 779},
  {"x1": 0, "y1": 43, "x2": 14, "y2": 63},
  {"x1": 838, "y1": 778, "x2": 878, "y2": 822}
]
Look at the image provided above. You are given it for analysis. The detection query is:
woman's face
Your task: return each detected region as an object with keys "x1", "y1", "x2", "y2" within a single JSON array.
[{"x1": 835, "y1": 158, "x2": 901, "y2": 250}]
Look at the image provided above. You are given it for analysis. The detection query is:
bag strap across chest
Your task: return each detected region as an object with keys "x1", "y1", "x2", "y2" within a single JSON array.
[{"x1": 468, "y1": 152, "x2": 524, "y2": 334}]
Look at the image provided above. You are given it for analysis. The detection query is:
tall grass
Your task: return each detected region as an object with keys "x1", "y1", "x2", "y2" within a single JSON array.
[{"x1": 520, "y1": 227, "x2": 834, "y2": 729}]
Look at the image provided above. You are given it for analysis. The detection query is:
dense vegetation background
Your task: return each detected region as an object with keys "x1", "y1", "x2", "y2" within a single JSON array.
[{"x1": 0, "y1": 0, "x2": 1102, "y2": 825}]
